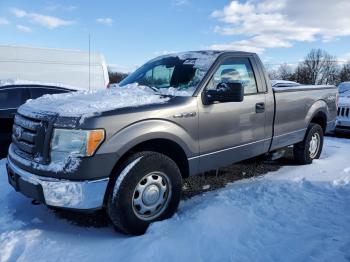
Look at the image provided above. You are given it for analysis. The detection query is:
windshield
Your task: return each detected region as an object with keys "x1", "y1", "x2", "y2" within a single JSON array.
[
  {"x1": 119, "y1": 51, "x2": 221, "y2": 96},
  {"x1": 339, "y1": 82, "x2": 350, "y2": 95}
]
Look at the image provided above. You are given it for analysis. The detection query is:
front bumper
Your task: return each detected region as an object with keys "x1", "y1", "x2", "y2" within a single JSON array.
[
  {"x1": 336, "y1": 119, "x2": 350, "y2": 128},
  {"x1": 6, "y1": 157, "x2": 109, "y2": 210}
]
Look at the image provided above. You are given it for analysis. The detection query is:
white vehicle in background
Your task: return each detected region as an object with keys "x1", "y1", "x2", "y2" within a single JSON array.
[
  {"x1": 0, "y1": 45, "x2": 109, "y2": 90},
  {"x1": 336, "y1": 81, "x2": 350, "y2": 132}
]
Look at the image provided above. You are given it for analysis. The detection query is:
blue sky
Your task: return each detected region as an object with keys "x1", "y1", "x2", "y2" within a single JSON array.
[{"x1": 0, "y1": 0, "x2": 350, "y2": 72}]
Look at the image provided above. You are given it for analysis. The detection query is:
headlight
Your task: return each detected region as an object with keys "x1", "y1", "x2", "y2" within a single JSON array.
[{"x1": 50, "y1": 129, "x2": 105, "y2": 162}]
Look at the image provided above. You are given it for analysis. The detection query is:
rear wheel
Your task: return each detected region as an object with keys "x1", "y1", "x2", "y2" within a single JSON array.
[
  {"x1": 106, "y1": 151, "x2": 182, "y2": 235},
  {"x1": 293, "y1": 123, "x2": 324, "y2": 164}
]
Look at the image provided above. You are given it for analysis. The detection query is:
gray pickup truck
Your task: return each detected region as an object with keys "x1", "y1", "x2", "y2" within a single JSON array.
[{"x1": 6, "y1": 51, "x2": 337, "y2": 235}]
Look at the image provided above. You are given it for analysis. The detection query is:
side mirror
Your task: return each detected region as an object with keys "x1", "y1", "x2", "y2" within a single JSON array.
[{"x1": 202, "y1": 82, "x2": 244, "y2": 105}]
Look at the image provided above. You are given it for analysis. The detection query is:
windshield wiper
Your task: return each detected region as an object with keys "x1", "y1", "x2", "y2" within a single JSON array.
[{"x1": 147, "y1": 86, "x2": 159, "y2": 92}]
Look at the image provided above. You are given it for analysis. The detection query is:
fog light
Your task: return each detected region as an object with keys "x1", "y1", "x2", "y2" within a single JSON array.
[{"x1": 41, "y1": 181, "x2": 83, "y2": 207}]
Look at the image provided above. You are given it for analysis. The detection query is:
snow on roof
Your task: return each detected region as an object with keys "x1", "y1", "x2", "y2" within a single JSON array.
[
  {"x1": 176, "y1": 51, "x2": 223, "y2": 70},
  {"x1": 0, "y1": 79, "x2": 85, "y2": 91},
  {"x1": 150, "y1": 51, "x2": 223, "y2": 72},
  {"x1": 20, "y1": 83, "x2": 170, "y2": 122},
  {"x1": 0, "y1": 44, "x2": 105, "y2": 65}
]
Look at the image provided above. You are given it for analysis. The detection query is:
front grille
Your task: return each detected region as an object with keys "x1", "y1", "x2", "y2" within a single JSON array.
[
  {"x1": 12, "y1": 111, "x2": 52, "y2": 163},
  {"x1": 337, "y1": 107, "x2": 350, "y2": 118}
]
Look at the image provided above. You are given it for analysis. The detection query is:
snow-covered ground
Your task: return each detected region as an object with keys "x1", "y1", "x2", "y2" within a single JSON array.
[{"x1": 0, "y1": 137, "x2": 349, "y2": 262}]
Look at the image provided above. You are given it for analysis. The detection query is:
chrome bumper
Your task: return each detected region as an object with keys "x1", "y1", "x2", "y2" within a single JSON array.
[
  {"x1": 7, "y1": 158, "x2": 109, "y2": 209},
  {"x1": 336, "y1": 119, "x2": 350, "y2": 128}
]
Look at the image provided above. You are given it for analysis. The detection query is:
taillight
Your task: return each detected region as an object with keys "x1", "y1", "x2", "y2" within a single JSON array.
[{"x1": 336, "y1": 92, "x2": 339, "y2": 108}]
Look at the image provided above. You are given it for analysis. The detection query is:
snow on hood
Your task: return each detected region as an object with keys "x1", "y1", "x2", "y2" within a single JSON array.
[
  {"x1": 20, "y1": 83, "x2": 170, "y2": 121},
  {"x1": 157, "y1": 86, "x2": 196, "y2": 96},
  {"x1": 339, "y1": 95, "x2": 350, "y2": 106},
  {"x1": 108, "y1": 84, "x2": 196, "y2": 97}
]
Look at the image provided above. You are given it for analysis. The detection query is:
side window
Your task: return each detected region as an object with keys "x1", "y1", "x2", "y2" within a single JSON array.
[
  {"x1": 0, "y1": 88, "x2": 28, "y2": 109},
  {"x1": 139, "y1": 65, "x2": 174, "y2": 88},
  {"x1": 207, "y1": 57, "x2": 258, "y2": 95},
  {"x1": 30, "y1": 87, "x2": 68, "y2": 99}
]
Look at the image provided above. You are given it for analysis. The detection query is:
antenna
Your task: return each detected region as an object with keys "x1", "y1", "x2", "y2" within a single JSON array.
[{"x1": 89, "y1": 33, "x2": 91, "y2": 91}]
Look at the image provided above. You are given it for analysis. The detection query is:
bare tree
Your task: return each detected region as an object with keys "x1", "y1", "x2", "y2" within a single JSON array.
[
  {"x1": 109, "y1": 71, "x2": 128, "y2": 84},
  {"x1": 264, "y1": 64, "x2": 279, "y2": 80},
  {"x1": 292, "y1": 64, "x2": 313, "y2": 84},
  {"x1": 338, "y1": 63, "x2": 350, "y2": 83},
  {"x1": 295, "y1": 49, "x2": 339, "y2": 85},
  {"x1": 265, "y1": 63, "x2": 294, "y2": 81},
  {"x1": 277, "y1": 63, "x2": 294, "y2": 80}
]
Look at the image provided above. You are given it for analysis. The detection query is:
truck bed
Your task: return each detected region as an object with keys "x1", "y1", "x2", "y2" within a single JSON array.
[{"x1": 270, "y1": 85, "x2": 337, "y2": 151}]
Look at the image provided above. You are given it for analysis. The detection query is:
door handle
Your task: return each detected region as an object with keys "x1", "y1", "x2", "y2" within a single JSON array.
[{"x1": 255, "y1": 103, "x2": 265, "y2": 113}]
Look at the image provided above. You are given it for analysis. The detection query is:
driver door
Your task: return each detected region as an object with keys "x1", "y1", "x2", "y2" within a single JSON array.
[{"x1": 197, "y1": 56, "x2": 267, "y2": 172}]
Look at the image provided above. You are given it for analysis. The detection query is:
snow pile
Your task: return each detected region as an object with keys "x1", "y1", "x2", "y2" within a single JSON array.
[
  {"x1": 20, "y1": 83, "x2": 170, "y2": 121},
  {"x1": 0, "y1": 137, "x2": 349, "y2": 261}
]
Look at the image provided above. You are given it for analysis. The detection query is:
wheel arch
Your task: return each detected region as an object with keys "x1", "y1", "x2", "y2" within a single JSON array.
[
  {"x1": 102, "y1": 137, "x2": 190, "y2": 207},
  {"x1": 309, "y1": 111, "x2": 327, "y2": 133},
  {"x1": 110, "y1": 138, "x2": 190, "y2": 180},
  {"x1": 305, "y1": 100, "x2": 329, "y2": 133}
]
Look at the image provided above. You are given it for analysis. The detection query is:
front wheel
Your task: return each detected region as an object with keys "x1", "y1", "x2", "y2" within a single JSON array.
[
  {"x1": 293, "y1": 123, "x2": 324, "y2": 165},
  {"x1": 106, "y1": 151, "x2": 182, "y2": 235}
]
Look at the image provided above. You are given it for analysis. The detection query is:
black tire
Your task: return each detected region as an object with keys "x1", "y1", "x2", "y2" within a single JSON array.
[
  {"x1": 106, "y1": 151, "x2": 182, "y2": 235},
  {"x1": 293, "y1": 123, "x2": 324, "y2": 165}
]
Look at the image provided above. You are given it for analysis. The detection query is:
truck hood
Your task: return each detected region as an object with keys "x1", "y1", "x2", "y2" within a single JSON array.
[
  {"x1": 339, "y1": 95, "x2": 350, "y2": 106},
  {"x1": 19, "y1": 83, "x2": 170, "y2": 123}
]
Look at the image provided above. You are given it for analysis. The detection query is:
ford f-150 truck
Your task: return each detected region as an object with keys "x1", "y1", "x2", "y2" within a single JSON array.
[{"x1": 6, "y1": 51, "x2": 337, "y2": 235}]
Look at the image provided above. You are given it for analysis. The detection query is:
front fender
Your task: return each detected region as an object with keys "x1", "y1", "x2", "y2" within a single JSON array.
[{"x1": 97, "y1": 119, "x2": 198, "y2": 159}]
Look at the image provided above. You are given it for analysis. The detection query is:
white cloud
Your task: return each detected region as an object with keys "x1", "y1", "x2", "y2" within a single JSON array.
[
  {"x1": 12, "y1": 8, "x2": 27, "y2": 18},
  {"x1": 172, "y1": 0, "x2": 190, "y2": 6},
  {"x1": 29, "y1": 13, "x2": 74, "y2": 29},
  {"x1": 210, "y1": 0, "x2": 350, "y2": 53},
  {"x1": 11, "y1": 8, "x2": 75, "y2": 29},
  {"x1": 96, "y1": 18, "x2": 113, "y2": 26},
  {"x1": 211, "y1": 35, "x2": 292, "y2": 54},
  {"x1": 45, "y1": 3, "x2": 77, "y2": 12},
  {"x1": 0, "y1": 17, "x2": 10, "y2": 25},
  {"x1": 16, "y1": 24, "x2": 32, "y2": 33}
]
